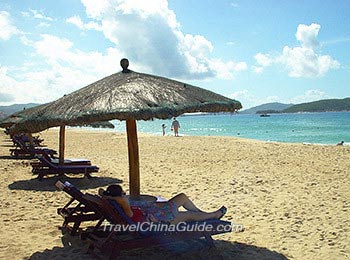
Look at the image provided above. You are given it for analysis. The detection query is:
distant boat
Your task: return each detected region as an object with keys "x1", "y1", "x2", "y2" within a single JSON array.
[{"x1": 260, "y1": 114, "x2": 270, "y2": 117}]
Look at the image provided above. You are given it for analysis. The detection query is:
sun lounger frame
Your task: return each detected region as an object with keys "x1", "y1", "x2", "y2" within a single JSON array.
[
  {"x1": 55, "y1": 181, "x2": 102, "y2": 235},
  {"x1": 10, "y1": 136, "x2": 56, "y2": 158},
  {"x1": 81, "y1": 194, "x2": 232, "y2": 259},
  {"x1": 33, "y1": 155, "x2": 98, "y2": 179}
]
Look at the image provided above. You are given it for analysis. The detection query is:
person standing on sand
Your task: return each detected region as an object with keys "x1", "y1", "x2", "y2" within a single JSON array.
[{"x1": 171, "y1": 117, "x2": 180, "y2": 137}]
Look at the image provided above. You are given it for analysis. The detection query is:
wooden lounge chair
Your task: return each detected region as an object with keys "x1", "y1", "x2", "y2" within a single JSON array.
[
  {"x1": 31, "y1": 152, "x2": 91, "y2": 169},
  {"x1": 32, "y1": 154, "x2": 99, "y2": 180},
  {"x1": 10, "y1": 135, "x2": 56, "y2": 158},
  {"x1": 11, "y1": 134, "x2": 44, "y2": 147},
  {"x1": 81, "y1": 194, "x2": 232, "y2": 259},
  {"x1": 55, "y1": 181, "x2": 102, "y2": 235}
]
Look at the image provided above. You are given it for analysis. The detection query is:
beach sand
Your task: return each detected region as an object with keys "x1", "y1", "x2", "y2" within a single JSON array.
[{"x1": 0, "y1": 128, "x2": 349, "y2": 259}]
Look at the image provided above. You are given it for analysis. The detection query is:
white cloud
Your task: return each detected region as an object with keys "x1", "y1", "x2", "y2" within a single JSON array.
[
  {"x1": 296, "y1": 23, "x2": 320, "y2": 49},
  {"x1": 38, "y1": 22, "x2": 51, "y2": 28},
  {"x1": 28, "y1": 9, "x2": 54, "y2": 21},
  {"x1": 33, "y1": 34, "x2": 124, "y2": 75},
  {"x1": 66, "y1": 15, "x2": 84, "y2": 29},
  {"x1": 278, "y1": 46, "x2": 339, "y2": 78},
  {"x1": 229, "y1": 90, "x2": 257, "y2": 109},
  {"x1": 1, "y1": 1, "x2": 247, "y2": 104},
  {"x1": 0, "y1": 34, "x2": 127, "y2": 105},
  {"x1": 228, "y1": 89, "x2": 335, "y2": 109},
  {"x1": 253, "y1": 23, "x2": 340, "y2": 78},
  {"x1": 81, "y1": 0, "x2": 111, "y2": 19},
  {"x1": 252, "y1": 53, "x2": 272, "y2": 74},
  {"x1": 0, "y1": 62, "x2": 102, "y2": 105},
  {"x1": 230, "y1": 90, "x2": 280, "y2": 109},
  {"x1": 209, "y1": 60, "x2": 247, "y2": 79},
  {"x1": 75, "y1": 0, "x2": 246, "y2": 80},
  {"x1": 288, "y1": 89, "x2": 331, "y2": 104},
  {"x1": 20, "y1": 35, "x2": 33, "y2": 46},
  {"x1": 321, "y1": 37, "x2": 350, "y2": 46},
  {"x1": 252, "y1": 66, "x2": 264, "y2": 74},
  {"x1": 66, "y1": 15, "x2": 101, "y2": 30},
  {"x1": 0, "y1": 65, "x2": 48, "y2": 104},
  {"x1": 34, "y1": 34, "x2": 73, "y2": 61},
  {"x1": 255, "y1": 53, "x2": 272, "y2": 67},
  {"x1": 0, "y1": 11, "x2": 18, "y2": 40},
  {"x1": 0, "y1": 66, "x2": 15, "y2": 102},
  {"x1": 234, "y1": 62, "x2": 248, "y2": 71}
]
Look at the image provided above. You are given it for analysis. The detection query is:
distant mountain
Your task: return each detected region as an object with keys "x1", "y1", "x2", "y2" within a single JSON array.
[
  {"x1": 283, "y1": 98, "x2": 350, "y2": 113},
  {"x1": 0, "y1": 103, "x2": 41, "y2": 119},
  {"x1": 0, "y1": 111, "x2": 6, "y2": 119},
  {"x1": 240, "y1": 102, "x2": 294, "y2": 114}
]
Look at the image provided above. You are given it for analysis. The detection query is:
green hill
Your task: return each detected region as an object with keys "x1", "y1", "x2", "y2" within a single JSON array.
[
  {"x1": 0, "y1": 111, "x2": 6, "y2": 119},
  {"x1": 241, "y1": 102, "x2": 294, "y2": 114},
  {"x1": 283, "y1": 98, "x2": 350, "y2": 113},
  {"x1": 0, "y1": 103, "x2": 40, "y2": 119}
]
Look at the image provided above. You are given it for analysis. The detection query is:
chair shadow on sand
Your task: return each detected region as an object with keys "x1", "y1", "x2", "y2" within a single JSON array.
[
  {"x1": 8, "y1": 175, "x2": 123, "y2": 192},
  {"x1": 1, "y1": 144, "x2": 17, "y2": 147},
  {"x1": 0, "y1": 155, "x2": 33, "y2": 160},
  {"x1": 28, "y1": 235, "x2": 289, "y2": 260}
]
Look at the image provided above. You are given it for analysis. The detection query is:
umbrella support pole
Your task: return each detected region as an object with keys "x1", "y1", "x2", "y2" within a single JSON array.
[
  {"x1": 126, "y1": 119, "x2": 140, "y2": 199},
  {"x1": 59, "y1": 125, "x2": 65, "y2": 165},
  {"x1": 28, "y1": 133, "x2": 34, "y2": 148}
]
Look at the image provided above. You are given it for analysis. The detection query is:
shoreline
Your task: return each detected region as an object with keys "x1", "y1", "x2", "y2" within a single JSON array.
[
  {"x1": 63, "y1": 126, "x2": 349, "y2": 146},
  {"x1": 1, "y1": 128, "x2": 350, "y2": 259}
]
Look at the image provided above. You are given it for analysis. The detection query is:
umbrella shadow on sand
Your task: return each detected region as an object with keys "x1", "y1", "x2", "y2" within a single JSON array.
[
  {"x1": 28, "y1": 236, "x2": 289, "y2": 260},
  {"x1": 8, "y1": 175, "x2": 123, "y2": 192}
]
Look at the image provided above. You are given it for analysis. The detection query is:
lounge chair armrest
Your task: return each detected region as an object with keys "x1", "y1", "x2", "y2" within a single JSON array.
[
  {"x1": 55, "y1": 180, "x2": 74, "y2": 190},
  {"x1": 55, "y1": 181, "x2": 65, "y2": 190}
]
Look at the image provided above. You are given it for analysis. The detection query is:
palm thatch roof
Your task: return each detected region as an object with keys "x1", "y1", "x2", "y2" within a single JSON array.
[
  {"x1": 0, "y1": 116, "x2": 21, "y2": 128},
  {"x1": 0, "y1": 103, "x2": 49, "y2": 128},
  {"x1": 11, "y1": 62, "x2": 241, "y2": 134},
  {"x1": 1, "y1": 103, "x2": 115, "y2": 130}
]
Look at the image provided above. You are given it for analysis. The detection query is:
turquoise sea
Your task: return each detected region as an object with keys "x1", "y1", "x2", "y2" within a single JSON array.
[{"x1": 106, "y1": 112, "x2": 350, "y2": 145}]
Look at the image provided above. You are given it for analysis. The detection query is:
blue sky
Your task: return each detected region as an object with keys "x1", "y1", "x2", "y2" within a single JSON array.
[{"x1": 0, "y1": 0, "x2": 349, "y2": 109}]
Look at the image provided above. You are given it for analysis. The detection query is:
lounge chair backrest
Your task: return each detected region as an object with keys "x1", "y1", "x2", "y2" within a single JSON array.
[
  {"x1": 82, "y1": 194, "x2": 131, "y2": 225},
  {"x1": 37, "y1": 154, "x2": 59, "y2": 169},
  {"x1": 12, "y1": 136, "x2": 27, "y2": 149},
  {"x1": 55, "y1": 180, "x2": 84, "y2": 197},
  {"x1": 108, "y1": 200, "x2": 136, "y2": 225}
]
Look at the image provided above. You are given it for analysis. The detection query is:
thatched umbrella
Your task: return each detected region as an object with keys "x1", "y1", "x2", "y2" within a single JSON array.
[
  {"x1": 0, "y1": 104, "x2": 49, "y2": 129},
  {"x1": 11, "y1": 59, "x2": 242, "y2": 198},
  {"x1": 2, "y1": 103, "x2": 114, "y2": 159},
  {"x1": 1, "y1": 104, "x2": 51, "y2": 147},
  {"x1": 0, "y1": 115, "x2": 22, "y2": 128}
]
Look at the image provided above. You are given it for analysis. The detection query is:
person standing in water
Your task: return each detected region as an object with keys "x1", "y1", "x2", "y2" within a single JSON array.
[{"x1": 161, "y1": 124, "x2": 167, "y2": 136}]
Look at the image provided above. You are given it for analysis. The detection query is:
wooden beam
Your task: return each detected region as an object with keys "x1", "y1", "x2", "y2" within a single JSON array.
[
  {"x1": 126, "y1": 119, "x2": 140, "y2": 199},
  {"x1": 59, "y1": 125, "x2": 65, "y2": 165}
]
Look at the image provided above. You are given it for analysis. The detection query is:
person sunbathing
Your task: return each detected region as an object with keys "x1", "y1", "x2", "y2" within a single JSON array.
[{"x1": 99, "y1": 185, "x2": 227, "y2": 224}]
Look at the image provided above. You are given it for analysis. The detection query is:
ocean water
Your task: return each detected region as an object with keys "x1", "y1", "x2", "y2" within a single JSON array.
[{"x1": 105, "y1": 112, "x2": 350, "y2": 145}]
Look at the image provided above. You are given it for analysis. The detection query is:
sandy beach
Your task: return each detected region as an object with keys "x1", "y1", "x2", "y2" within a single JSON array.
[{"x1": 0, "y1": 128, "x2": 349, "y2": 259}]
